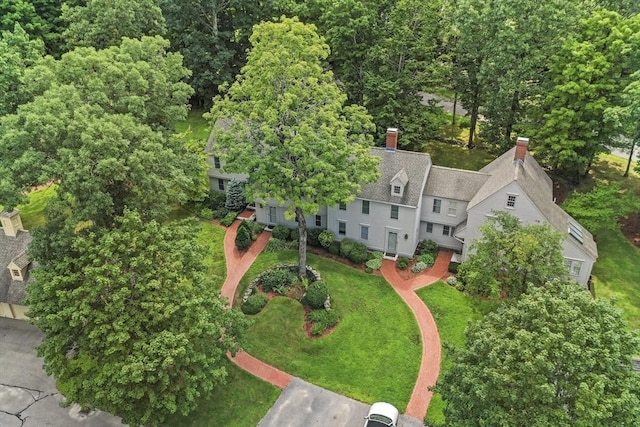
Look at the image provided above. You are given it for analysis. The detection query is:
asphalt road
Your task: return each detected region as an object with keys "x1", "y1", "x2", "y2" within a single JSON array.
[
  {"x1": 0, "y1": 317, "x2": 124, "y2": 427},
  {"x1": 258, "y1": 378, "x2": 424, "y2": 427}
]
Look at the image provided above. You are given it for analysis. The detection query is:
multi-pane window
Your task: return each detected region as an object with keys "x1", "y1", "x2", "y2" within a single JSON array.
[
  {"x1": 315, "y1": 215, "x2": 322, "y2": 227},
  {"x1": 11, "y1": 269, "x2": 20, "y2": 277},
  {"x1": 443, "y1": 225, "x2": 450, "y2": 236},
  {"x1": 339, "y1": 202, "x2": 347, "y2": 211},
  {"x1": 362, "y1": 200, "x2": 370, "y2": 214},
  {"x1": 426, "y1": 222, "x2": 433, "y2": 233},
  {"x1": 448, "y1": 201, "x2": 457, "y2": 216},
  {"x1": 391, "y1": 205, "x2": 399, "y2": 219},
  {"x1": 213, "y1": 156, "x2": 221, "y2": 168},
  {"x1": 507, "y1": 194, "x2": 517, "y2": 208},
  {"x1": 564, "y1": 259, "x2": 583, "y2": 276},
  {"x1": 338, "y1": 221, "x2": 346, "y2": 235},
  {"x1": 433, "y1": 199, "x2": 441, "y2": 213},
  {"x1": 361, "y1": 225, "x2": 369, "y2": 240},
  {"x1": 218, "y1": 179, "x2": 225, "y2": 191},
  {"x1": 393, "y1": 185, "x2": 401, "y2": 195}
]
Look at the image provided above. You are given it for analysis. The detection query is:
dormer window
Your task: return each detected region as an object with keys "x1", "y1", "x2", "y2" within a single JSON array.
[
  {"x1": 390, "y1": 168, "x2": 408, "y2": 197},
  {"x1": 393, "y1": 185, "x2": 401, "y2": 195},
  {"x1": 11, "y1": 269, "x2": 21, "y2": 278}
]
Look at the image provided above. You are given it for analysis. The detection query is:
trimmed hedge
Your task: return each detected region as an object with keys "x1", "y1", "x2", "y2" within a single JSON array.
[
  {"x1": 328, "y1": 241, "x2": 341, "y2": 255},
  {"x1": 289, "y1": 227, "x2": 300, "y2": 242},
  {"x1": 339, "y1": 239, "x2": 369, "y2": 264},
  {"x1": 302, "y1": 281, "x2": 329, "y2": 309},
  {"x1": 271, "y1": 224, "x2": 290, "y2": 240},
  {"x1": 398, "y1": 256, "x2": 411, "y2": 270},
  {"x1": 448, "y1": 261, "x2": 460, "y2": 274},
  {"x1": 242, "y1": 293, "x2": 267, "y2": 315},
  {"x1": 319, "y1": 230, "x2": 335, "y2": 249},
  {"x1": 220, "y1": 211, "x2": 238, "y2": 226},
  {"x1": 307, "y1": 228, "x2": 323, "y2": 247}
]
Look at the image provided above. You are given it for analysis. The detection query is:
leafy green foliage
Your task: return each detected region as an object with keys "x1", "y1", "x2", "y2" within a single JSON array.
[
  {"x1": 209, "y1": 17, "x2": 379, "y2": 277},
  {"x1": 220, "y1": 211, "x2": 237, "y2": 227},
  {"x1": 416, "y1": 253, "x2": 435, "y2": 267},
  {"x1": 459, "y1": 211, "x2": 567, "y2": 297},
  {"x1": 439, "y1": 279, "x2": 640, "y2": 426},
  {"x1": 339, "y1": 238, "x2": 369, "y2": 265},
  {"x1": 260, "y1": 268, "x2": 295, "y2": 293},
  {"x1": 302, "y1": 281, "x2": 329, "y2": 309},
  {"x1": 411, "y1": 261, "x2": 429, "y2": 273},
  {"x1": 242, "y1": 293, "x2": 268, "y2": 315},
  {"x1": 398, "y1": 256, "x2": 410, "y2": 270},
  {"x1": 318, "y1": 229, "x2": 335, "y2": 249},
  {"x1": 365, "y1": 257, "x2": 383, "y2": 270},
  {"x1": 308, "y1": 309, "x2": 339, "y2": 336},
  {"x1": 562, "y1": 182, "x2": 639, "y2": 234},
  {"x1": 417, "y1": 239, "x2": 438, "y2": 256},
  {"x1": 264, "y1": 237, "x2": 291, "y2": 253},
  {"x1": 235, "y1": 222, "x2": 252, "y2": 251},
  {"x1": 306, "y1": 227, "x2": 324, "y2": 247},
  {"x1": 271, "y1": 224, "x2": 290, "y2": 241},
  {"x1": 25, "y1": 211, "x2": 249, "y2": 427},
  {"x1": 60, "y1": 0, "x2": 166, "y2": 50}
]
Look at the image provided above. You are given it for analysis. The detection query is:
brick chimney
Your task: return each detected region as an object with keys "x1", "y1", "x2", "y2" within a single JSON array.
[
  {"x1": 386, "y1": 128, "x2": 398, "y2": 151},
  {"x1": 514, "y1": 137, "x2": 529, "y2": 163},
  {"x1": 0, "y1": 210, "x2": 24, "y2": 237}
]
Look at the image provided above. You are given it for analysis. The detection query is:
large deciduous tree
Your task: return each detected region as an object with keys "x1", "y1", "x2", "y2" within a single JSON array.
[
  {"x1": 530, "y1": 10, "x2": 640, "y2": 181},
  {"x1": 0, "y1": 36, "x2": 199, "y2": 227},
  {"x1": 458, "y1": 211, "x2": 566, "y2": 297},
  {"x1": 26, "y1": 211, "x2": 249, "y2": 427},
  {"x1": 439, "y1": 279, "x2": 640, "y2": 426},
  {"x1": 60, "y1": 0, "x2": 166, "y2": 50},
  {"x1": 209, "y1": 17, "x2": 380, "y2": 278}
]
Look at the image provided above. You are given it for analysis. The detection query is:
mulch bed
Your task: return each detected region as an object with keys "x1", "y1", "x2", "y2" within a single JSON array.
[{"x1": 619, "y1": 212, "x2": 640, "y2": 249}]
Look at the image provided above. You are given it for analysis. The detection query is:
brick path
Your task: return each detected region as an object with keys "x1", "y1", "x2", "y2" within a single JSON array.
[{"x1": 219, "y1": 220, "x2": 452, "y2": 417}]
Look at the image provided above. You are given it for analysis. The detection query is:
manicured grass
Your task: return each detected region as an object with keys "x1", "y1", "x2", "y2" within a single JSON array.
[
  {"x1": 175, "y1": 109, "x2": 211, "y2": 145},
  {"x1": 591, "y1": 228, "x2": 640, "y2": 331},
  {"x1": 1, "y1": 185, "x2": 58, "y2": 230},
  {"x1": 417, "y1": 281, "x2": 499, "y2": 426},
  {"x1": 425, "y1": 141, "x2": 495, "y2": 171},
  {"x1": 238, "y1": 250, "x2": 421, "y2": 411},
  {"x1": 162, "y1": 360, "x2": 280, "y2": 427}
]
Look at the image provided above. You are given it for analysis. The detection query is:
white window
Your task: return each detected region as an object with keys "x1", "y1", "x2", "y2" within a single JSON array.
[
  {"x1": 390, "y1": 205, "x2": 399, "y2": 219},
  {"x1": 362, "y1": 200, "x2": 370, "y2": 214},
  {"x1": 507, "y1": 194, "x2": 517, "y2": 208},
  {"x1": 564, "y1": 259, "x2": 583, "y2": 276},
  {"x1": 361, "y1": 225, "x2": 369, "y2": 240},
  {"x1": 448, "y1": 201, "x2": 458, "y2": 216},
  {"x1": 339, "y1": 202, "x2": 346, "y2": 211},
  {"x1": 433, "y1": 199, "x2": 441, "y2": 213},
  {"x1": 315, "y1": 215, "x2": 322, "y2": 227},
  {"x1": 426, "y1": 222, "x2": 433, "y2": 233},
  {"x1": 568, "y1": 222, "x2": 584, "y2": 244},
  {"x1": 338, "y1": 221, "x2": 346, "y2": 235}
]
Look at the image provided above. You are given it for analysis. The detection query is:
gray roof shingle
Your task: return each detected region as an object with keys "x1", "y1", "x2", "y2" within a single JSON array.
[
  {"x1": 0, "y1": 228, "x2": 32, "y2": 304},
  {"x1": 359, "y1": 148, "x2": 431, "y2": 207},
  {"x1": 424, "y1": 166, "x2": 490, "y2": 201}
]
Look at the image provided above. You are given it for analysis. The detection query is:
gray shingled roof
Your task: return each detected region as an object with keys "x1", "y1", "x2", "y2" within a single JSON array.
[
  {"x1": 11, "y1": 251, "x2": 29, "y2": 269},
  {"x1": 0, "y1": 228, "x2": 32, "y2": 304},
  {"x1": 424, "y1": 166, "x2": 490, "y2": 201},
  {"x1": 359, "y1": 148, "x2": 431, "y2": 207},
  {"x1": 469, "y1": 147, "x2": 597, "y2": 260}
]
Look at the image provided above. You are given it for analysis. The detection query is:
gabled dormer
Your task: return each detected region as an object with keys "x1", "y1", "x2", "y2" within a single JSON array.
[
  {"x1": 390, "y1": 168, "x2": 408, "y2": 197},
  {"x1": 7, "y1": 251, "x2": 29, "y2": 282}
]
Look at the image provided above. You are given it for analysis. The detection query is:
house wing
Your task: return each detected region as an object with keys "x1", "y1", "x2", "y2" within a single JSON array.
[
  {"x1": 424, "y1": 166, "x2": 489, "y2": 201},
  {"x1": 0, "y1": 228, "x2": 32, "y2": 304}
]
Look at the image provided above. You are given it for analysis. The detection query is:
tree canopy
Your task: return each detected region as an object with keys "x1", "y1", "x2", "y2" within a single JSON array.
[
  {"x1": 439, "y1": 279, "x2": 640, "y2": 426},
  {"x1": 459, "y1": 211, "x2": 567, "y2": 297},
  {"x1": 26, "y1": 211, "x2": 249, "y2": 427},
  {"x1": 209, "y1": 17, "x2": 380, "y2": 276}
]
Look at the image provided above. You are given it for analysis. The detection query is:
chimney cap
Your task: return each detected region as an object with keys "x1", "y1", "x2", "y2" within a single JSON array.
[
  {"x1": 516, "y1": 137, "x2": 529, "y2": 144},
  {"x1": 387, "y1": 127, "x2": 398, "y2": 133}
]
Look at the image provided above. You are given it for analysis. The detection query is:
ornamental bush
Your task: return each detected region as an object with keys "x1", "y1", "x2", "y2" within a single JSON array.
[
  {"x1": 225, "y1": 179, "x2": 246, "y2": 211},
  {"x1": 447, "y1": 276, "x2": 458, "y2": 286},
  {"x1": 418, "y1": 239, "x2": 438, "y2": 256},
  {"x1": 235, "y1": 225, "x2": 252, "y2": 251},
  {"x1": 319, "y1": 230, "x2": 335, "y2": 248},
  {"x1": 271, "y1": 224, "x2": 290, "y2": 240},
  {"x1": 261, "y1": 268, "x2": 296, "y2": 293},
  {"x1": 307, "y1": 228, "x2": 323, "y2": 247},
  {"x1": 398, "y1": 256, "x2": 411, "y2": 270},
  {"x1": 340, "y1": 239, "x2": 369, "y2": 264},
  {"x1": 302, "y1": 281, "x2": 329, "y2": 309},
  {"x1": 212, "y1": 207, "x2": 229, "y2": 220},
  {"x1": 242, "y1": 293, "x2": 267, "y2": 315},
  {"x1": 220, "y1": 211, "x2": 237, "y2": 226},
  {"x1": 328, "y1": 241, "x2": 341, "y2": 255},
  {"x1": 366, "y1": 257, "x2": 383, "y2": 270},
  {"x1": 264, "y1": 238, "x2": 289, "y2": 253},
  {"x1": 412, "y1": 261, "x2": 429, "y2": 273},
  {"x1": 417, "y1": 253, "x2": 435, "y2": 267},
  {"x1": 448, "y1": 261, "x2": 460, "y2": 274},
  {"x1": 308, "y1": 309, "x2": 339, "y2": 335}
]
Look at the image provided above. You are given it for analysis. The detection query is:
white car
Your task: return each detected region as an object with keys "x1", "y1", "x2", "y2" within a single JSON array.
[{"x1": 363, "y1": 402, "x2": 399, "y2": 427}]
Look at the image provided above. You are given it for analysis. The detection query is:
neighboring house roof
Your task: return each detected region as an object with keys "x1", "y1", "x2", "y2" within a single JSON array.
[
  {"x1": 205, "y1": 120, "x2": 249, "y2": 182},
  {"x1": 359, "y1": 148, "x2": 431, "y2": 207},
  {"x1": 424, "y1": 166, "x2": 489, "y2": 201},
  {"x1": 0, "y1": 228, "x2": 32, "y2": 304},
  {"x1": 469, "y1": 147, "x2": 597, "y2": 260}
]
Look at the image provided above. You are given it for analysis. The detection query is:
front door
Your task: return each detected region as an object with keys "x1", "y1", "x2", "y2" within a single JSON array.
[{"x1": 387, "y1": 231, "x2": 398, "y2": 255}]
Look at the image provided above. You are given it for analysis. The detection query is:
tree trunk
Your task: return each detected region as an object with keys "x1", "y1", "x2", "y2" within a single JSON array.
[
  {"x1": 468, "y1": 86, "x2": 480, "y2": 149},
  {"x1": 452, "y1": 92, "x2": 458, "y2": 127},
  {"x1": 624, "y1": 138, "x2": 636, "y2": 178},
  {"x1": 295, "y1": 207, "x2": 308, "y2": 279},
  {"x1": 505, "y1": 91, "x2": 519, "y2": 143}
]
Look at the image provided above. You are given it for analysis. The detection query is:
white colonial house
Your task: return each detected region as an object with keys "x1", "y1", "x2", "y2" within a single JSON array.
[{"x1": 207, "y1": 128, "x2": 597, "y2": 287}]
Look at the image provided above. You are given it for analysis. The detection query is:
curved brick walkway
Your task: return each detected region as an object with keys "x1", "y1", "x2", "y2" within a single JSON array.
[
  {"x1": 219, "y1": 220, "x2": 451, "y2": 418},
  {"x1": 380, "y1": 252, "x2": 452, "y2": 420}
]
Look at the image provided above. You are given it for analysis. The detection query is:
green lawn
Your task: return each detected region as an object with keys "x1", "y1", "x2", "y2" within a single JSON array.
[
  {"x1": 425, "y1": 141, "x2": 495, "y2": 171},
  {"x1": 175, "y1": 109, "x2": 211, "y2": 145},
  {"x1": 197, "y1": 220, "x2": 226, "y2": 291},
  {"x1": 417, "y1": 282, "x2": 499, "y2": 425},
  {"x1": 237, "y1": 250, "x2": 422, "y2": 411},
  {"x1": 162, "y1": 360, "x2": 280, "y2": 427},
  {"x1": 0, "y1": 185, "x2": 58, "y2": 230}
]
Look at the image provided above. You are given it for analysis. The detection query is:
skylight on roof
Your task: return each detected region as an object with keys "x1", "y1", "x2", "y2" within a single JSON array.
[{"x1": 568, "y1": 221, "x2": 583, "y2": 244}]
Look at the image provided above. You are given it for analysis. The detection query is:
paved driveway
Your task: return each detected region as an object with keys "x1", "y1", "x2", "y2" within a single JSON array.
[
  {"x1": 0, "y1": 317, "x2": 124, "y2": 427},
  {"x1": 258, "y1": 378, "x2": 424, "y2": 427}
]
